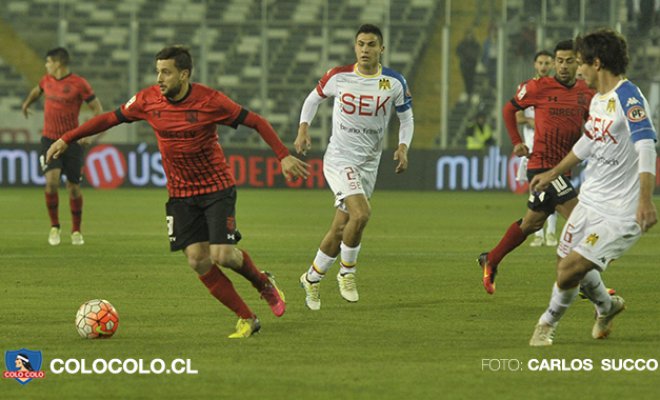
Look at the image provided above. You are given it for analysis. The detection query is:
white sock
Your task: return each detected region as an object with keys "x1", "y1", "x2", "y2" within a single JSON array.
[
  {"x1": 579, "y1": 269, "x2": 612, "y2": 316},
  {"x1": 547, "y1": 212, "x2": 557, "y2": 235},
  {"x1": 535, "y1": 229, "x2": 544, "y2": 239},
  {"x1": 339, "y1": 241, "x2": 361, "y2": 275},
  {"x1": 539, "y1": 283, "x2": 578, "y2": 326},
  {"x1": 306, "y1": 249, "x2": 336, "y2": 282}
]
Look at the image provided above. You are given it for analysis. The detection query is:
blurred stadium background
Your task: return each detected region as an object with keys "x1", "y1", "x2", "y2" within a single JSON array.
[{"x1": 0, "y1": 0, "x2": 658, "y2": 150}]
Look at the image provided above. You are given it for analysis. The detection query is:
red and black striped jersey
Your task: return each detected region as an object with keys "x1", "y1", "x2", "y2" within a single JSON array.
[
  {"x1": 40, "y1": 73, "x2": 96, "y2": 139},
  {"x1": 116, "y1": 83, "x2": 245, "y2": 198},
  {"x1": 510, "y1": 76, "x2": 594, "y2": 170}
]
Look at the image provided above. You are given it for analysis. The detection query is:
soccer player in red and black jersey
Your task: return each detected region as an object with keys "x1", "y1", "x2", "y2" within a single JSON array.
[
  {"x1": 477, "y1": 40, "x2": 594, "y2": 295},
  {"x1": 22, "y1": 47, "x2": 104, "y2": 247},
  {"x1": 46, "y1": 46, "x2": 310, "y2": 338}
]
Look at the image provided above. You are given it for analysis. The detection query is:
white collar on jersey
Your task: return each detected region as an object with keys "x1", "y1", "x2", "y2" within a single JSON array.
[{"x1": 353, "y1": 63, "x2": 382, "y2": 78}]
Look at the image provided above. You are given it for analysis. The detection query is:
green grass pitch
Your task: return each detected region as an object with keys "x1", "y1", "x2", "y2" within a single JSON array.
[{"x1": 1, "y1": 188, "x2": 659, "y2": 398}]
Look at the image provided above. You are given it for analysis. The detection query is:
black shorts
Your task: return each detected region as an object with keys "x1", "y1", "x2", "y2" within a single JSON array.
[
  {"x1": 526, "y1": 169, "x2": 577, "y2": 214},
  {"x1": 165, "y1": 186, "x2": 242, "y2": 252},
  {"x1": 40, "y1": 136, "x2": 84, "y2": 184}
]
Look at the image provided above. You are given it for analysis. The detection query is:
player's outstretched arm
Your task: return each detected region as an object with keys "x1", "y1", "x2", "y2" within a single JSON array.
[
  {"x1": 45, "y1": 111, "x2": 121, "y2": 164},
  {"x1": 393, "y1": 144, "x2": 408, "y2": 174}
]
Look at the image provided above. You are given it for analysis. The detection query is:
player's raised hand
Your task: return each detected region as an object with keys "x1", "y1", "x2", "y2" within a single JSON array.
[
  {"x1": 513, "y1": 143, "x2": 530, "y2": 157},
  {"x1": 393, "y1": 144, "x2": 408, "y2": 174},
  {"x1": 280, "y1": 155, "x2": 310, "y2": 181},
  {"x1": 46, "y1": 139, "x2": 69, "y2": 163},
  {"x1": 294, "y1": 123, "x2": 312, "y2": 155}
]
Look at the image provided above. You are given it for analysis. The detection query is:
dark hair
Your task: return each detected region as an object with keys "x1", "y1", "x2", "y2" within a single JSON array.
[
  {"x1": 155, "y1": 46, "x2": 193, "y2": 75},
  {"x1": 355, "y1": 24, "x2": 383, "y2": 44},
  {"x1": 533, "y1": 50, "x2": 553, "y2": 61},
  {"x1": 574, "y1": 29, "x2": 628, "y2": 75},
  {"x1": 17, "y1": 354, "x2": 34, "y2": 371},
  {"x1": 553, "y1": 39, "x2": 574, "y2": 55},
  {"x1": 46, "y1": 47, "x2": 70, "y2": 66}
]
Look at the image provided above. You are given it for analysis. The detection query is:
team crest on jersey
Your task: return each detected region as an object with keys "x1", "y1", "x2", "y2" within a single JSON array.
[
  {"x1": 626, "y1": 105, "x2": 647, "y2": 122},
  {"x1": 585, "y1": 233, "x2": 599, "y2": 246},
  {"x1": 606, "y1": 98, "x2": 616, "y2": 114},
  {"x1": 577, "y1": 92, "x2": 588, "y2": 106},
  {"x1": 62, "y1": 85, "x2": 71, "y2": 94},
  {"x1": 185, "y1": 111, "x2": 199, "y2": 123},
  {"x1": 378, "y1": 78, "x2": 391, "y2": 90}
]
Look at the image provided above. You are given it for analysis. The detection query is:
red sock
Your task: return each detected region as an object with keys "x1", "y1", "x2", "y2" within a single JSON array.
[
  {"x1": 199, "y1": 265, "x2": 254, "y2": 319},
  {"x1": 488, "y1": 220, "x2": 527, "y2": 266},
  {"x1": 70, "y1": 195, "x2": 83, "y2": 232},
  {"x1": 45, "y1": 192, "x2": 59, "y2": 227},
  {"x1": 234, "y1": 250, "x2": 268, "y2": 291}
]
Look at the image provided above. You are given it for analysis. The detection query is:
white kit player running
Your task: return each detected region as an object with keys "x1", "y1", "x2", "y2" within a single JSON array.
[
  {"x1": 514, "y1": 50, "x2": 558, "y2": 247},
  {"x1": 295, "y1": 24, "x2": 413, "y2": 310},
  {"x1": 528, "y1": 29, "x2": 657, "y2": 346}
]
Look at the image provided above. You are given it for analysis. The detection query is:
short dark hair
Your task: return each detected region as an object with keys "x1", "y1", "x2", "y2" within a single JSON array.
[
  {"x1": 355, "y1": 24, "x2": 383, "y2": 45},
  {"x1": 155, "y1": 46, "x2": 193, "y2": 75},
  {"x1": 46, "y1": 47, "x2": 70, "y2": 66},
  {"x1": 574, "y1": 29, "x2": 628, "y2": 75},
  {"x1": 553, "y1": 39, "x2": 574, "y2": 55},
  {"x1": 533, "y1": 50, "x2": 553, "y2": 61}
]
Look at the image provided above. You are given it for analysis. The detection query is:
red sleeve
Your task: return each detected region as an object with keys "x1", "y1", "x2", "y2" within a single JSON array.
[
  {"x1": 513, "y1": 78, "x2": 539, "y2": 109},
  {"x1": 503, "y1": 101, "x2": 523, "y2": 146},
  {"x1": 61, "y1": 111, "x2": 121, "y2": 143},
  {"x1": 78, "y1": 77, "x2": 95, "y2": 102},
  {"x1": 118, "y1": 92, "x2": 148, "y2": 122},
  {"x1": 242, "y1": 111, "x2": 290, "y2": 160},
  {"x1": 38, "y1": 75, "x2": 47, "y2": 91}
]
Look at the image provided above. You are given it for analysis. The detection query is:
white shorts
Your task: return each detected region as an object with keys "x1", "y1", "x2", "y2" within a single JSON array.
[
  {"x1": 323, "y1": 160, "x2": 377, "y2": 211},
  {"x1": 556, "y1": 203, "x2": 641, "y2": 271}
]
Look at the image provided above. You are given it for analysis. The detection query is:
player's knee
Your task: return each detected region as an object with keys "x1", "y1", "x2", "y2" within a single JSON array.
[
  {"x1": 211, "y1": 247, "x2": 240, "y2": 269},
  {"x1": 350, "y1": 208, "x2": 371, "y2": 228},
  {"x1": 185, "y1": 248, "x2": 211, "y2": 273},
  {"x1": 556, "y1": 263, "x2": 584, "y2": 289}
]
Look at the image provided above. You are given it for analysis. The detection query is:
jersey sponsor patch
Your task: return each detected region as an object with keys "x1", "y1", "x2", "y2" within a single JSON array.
[
  {"x1": 125, "y1": 95, "x2": 137, "y2": 109},
  {"x1": 626, "y1": 105, "x2": 647, "y2": 122},
  {"x1": 625, "y1": 97, "x2": 640, "y2": 107},
  {"x1": 517, "y1": 84, "x2": 527, "y2": 101}
]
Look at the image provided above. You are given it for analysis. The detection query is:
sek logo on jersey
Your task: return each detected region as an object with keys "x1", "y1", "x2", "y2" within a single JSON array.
[
  {"x1": 340, "y1": 93, "x2": 391, "y2": 116},
  {"x1": 587, "y1": 116, "x2": 617, "y2": 144}
]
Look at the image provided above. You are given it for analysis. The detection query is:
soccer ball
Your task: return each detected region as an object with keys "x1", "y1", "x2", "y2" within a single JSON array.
[{"x1": 75, "y1": 299, "x2": 119, "y2": 339}]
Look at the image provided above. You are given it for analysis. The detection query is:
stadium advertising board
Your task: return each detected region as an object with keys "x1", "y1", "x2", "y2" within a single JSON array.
[{"x1": 2, "y1": 144, "x2": 660, "y2": 193}]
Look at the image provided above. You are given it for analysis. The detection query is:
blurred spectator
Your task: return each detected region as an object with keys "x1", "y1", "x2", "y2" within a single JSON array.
[
  {"x1": 482, "y1": 24, "x2": 498, "y2": 89},
  {"x1": 457, "y1": 29, "x2": 481, "y2": 102},
  {"x1": 466, "y1": 111, "x2": 495, "y2": 150}
]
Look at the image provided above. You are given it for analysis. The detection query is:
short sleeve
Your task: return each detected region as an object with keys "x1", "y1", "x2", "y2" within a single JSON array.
[
  {"x1": 512, "y1": 79, "x2": 539, "y2": 109},
  {"x1": 78, "y1": 77, "x2": 95, "y2": 102}
]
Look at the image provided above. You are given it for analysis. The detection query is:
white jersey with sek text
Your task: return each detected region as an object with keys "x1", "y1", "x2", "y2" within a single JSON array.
[
  {"x1": 575, "y1": 79, "x2": 657, "y2": 219},
  {"x1": 302, "y1": 63, "x2": 413, "y2": 170}
]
